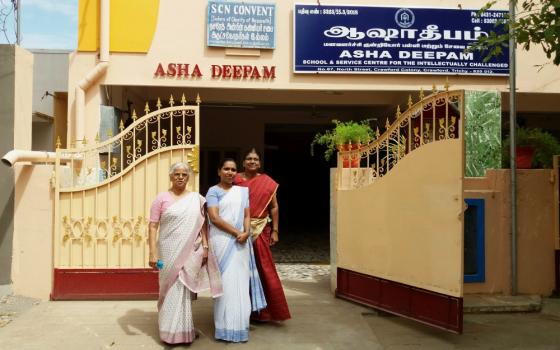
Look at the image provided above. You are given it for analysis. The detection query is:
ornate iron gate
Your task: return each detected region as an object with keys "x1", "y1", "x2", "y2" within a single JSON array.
[
  {"x1": 336, "y1": 88, "x2": 465, "y2": 333},
  {"x1": 52, "y1": 95, "x2": 200, "y2": 299}
]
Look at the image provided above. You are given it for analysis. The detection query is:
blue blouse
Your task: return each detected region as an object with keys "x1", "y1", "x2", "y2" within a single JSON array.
[{"x1": 206, "y1": 185, "x2": 249, "y2": 209}]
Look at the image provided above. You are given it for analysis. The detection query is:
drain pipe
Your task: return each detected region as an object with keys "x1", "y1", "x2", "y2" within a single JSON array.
[
  {"x1": 2, "y1": 150, "x2": 57, "y2": 167},
  {"x1": 509, "y1": 0, "x2": 518, "y2": 296},
  {"x1": 75, "y1": 0, "x2": 110, "y2": 144},
  {"x1": 2, "y1": 150, "x2": 76, "y2": 167}
]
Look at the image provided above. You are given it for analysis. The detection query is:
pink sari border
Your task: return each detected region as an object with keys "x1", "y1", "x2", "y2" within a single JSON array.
[{"x1": 160, "y1": 330, "x2": 196, "y2": 344}]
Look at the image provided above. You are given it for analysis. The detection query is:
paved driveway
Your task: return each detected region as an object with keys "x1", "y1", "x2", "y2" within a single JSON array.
[{"x1": 1, "y1": 265, "x2": 560, "y2": 349}]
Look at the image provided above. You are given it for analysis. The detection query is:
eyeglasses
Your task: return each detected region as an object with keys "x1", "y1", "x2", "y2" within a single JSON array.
[{"x1": 173, "y1": 173, "x2": 188, "y2": 178}]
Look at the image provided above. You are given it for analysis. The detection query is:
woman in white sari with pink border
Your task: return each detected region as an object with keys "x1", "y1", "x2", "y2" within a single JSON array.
[
  {"x1": 149, "y1": 162, "x2": 222, "y2": 345},
  {"x1": 207, "y1": 158, "x2": 266, "y2": 343}
]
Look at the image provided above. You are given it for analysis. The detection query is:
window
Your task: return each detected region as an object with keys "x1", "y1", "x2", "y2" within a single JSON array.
[{"x1": 464, "y1": 199, "x2": 485, "y2": 283}]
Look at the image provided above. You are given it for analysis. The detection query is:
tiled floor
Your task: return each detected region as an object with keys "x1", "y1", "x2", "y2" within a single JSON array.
[
  {"x1": 271, "y1": 229, "x2": 330, "y2": 263},
  {"x1": 276, "y1": 263, "x2": 330, "y2": 281}
]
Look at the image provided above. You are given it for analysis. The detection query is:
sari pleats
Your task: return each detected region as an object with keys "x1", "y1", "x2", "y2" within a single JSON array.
[
  {"x1": 159, "y1": 281, "x2": 195, "y2": 344},
  {"x1": 213, "y1": 240, "x2": 251, "y2": 342},
  {"x1": 233, "y1": 174, "x2": 291, "y2": 322},
  {"x1": 251, "y1": 226, "x2": 291, "y2": 321}
]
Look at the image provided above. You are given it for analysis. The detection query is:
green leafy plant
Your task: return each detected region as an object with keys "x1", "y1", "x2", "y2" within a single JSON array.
[
  {"x1": 468, "y1": 0, "x2": 560, "y2": 66},
  {"x1": 465, "y1": 91, "x2": 502, "y2": 177},
  {"x1": 310, "y1": 119, "x2": 376, "y2": 160},
  {"x1": 502, "y1": 126, "x2": 560, "y2": 168}
]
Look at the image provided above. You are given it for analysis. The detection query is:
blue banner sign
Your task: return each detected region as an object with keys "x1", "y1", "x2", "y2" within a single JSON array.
[
  {"x1": 207, "y1": 1, "x2": 276, "y2": 49},
  {"x1": 294, "y1": 4, "x2": 509, "y2": 75}
]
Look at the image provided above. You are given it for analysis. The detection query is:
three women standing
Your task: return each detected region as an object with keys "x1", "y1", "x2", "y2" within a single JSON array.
[
  {"x1": 149, "y1": 156, "x2": 285, "y2": 345},
  {"x1": 234, "y1": 149, "x2": 291, "y2": 322},
  {"x1": 148, "y1": 162, "x2": 222, "y2": 345},
  {"x1": 206, "y1": 158, "x2": 267, "y2": 342}
]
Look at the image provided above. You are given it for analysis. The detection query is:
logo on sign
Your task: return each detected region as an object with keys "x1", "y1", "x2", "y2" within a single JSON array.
[{"x1": 395, "y1": 8, "x2": 414, "y2": 28}]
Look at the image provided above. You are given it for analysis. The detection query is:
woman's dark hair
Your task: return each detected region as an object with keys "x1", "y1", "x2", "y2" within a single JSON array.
[
  {"x1": 218, "y1": 158, "x2": 237, "y2": 170},
  {"x1": 243, "y1": 147, "x2": 262, "y2": 161}
]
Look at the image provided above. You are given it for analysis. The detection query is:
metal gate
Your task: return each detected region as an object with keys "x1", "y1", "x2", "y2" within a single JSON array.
[
  {"x1": 336, "y1": 88, "x2": 465, "y2": 332},
  {"x1": 52, "y1": 95, "x2": 200, "y2": 299}
]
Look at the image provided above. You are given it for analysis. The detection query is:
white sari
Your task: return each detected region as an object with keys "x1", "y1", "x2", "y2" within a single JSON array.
[
  {"x1": 207, "y1": 185, "x2": 266, "y2": 343},
  {"x1": 157, "y1": 192, "x2": 222, "y2": 344}
]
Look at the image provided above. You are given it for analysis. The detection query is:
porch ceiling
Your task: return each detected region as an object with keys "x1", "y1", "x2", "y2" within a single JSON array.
[
  {"x1": 109, "y1": 85, "x2": 560, "y2": 118},
  {"x1": 116, "y1": 85, "x2": 417, "y2": 113}
]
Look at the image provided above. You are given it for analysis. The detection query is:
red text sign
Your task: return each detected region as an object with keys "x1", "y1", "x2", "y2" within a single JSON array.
[{"x1": 154, "y1": 63, "x2": 275, "y2": 80}]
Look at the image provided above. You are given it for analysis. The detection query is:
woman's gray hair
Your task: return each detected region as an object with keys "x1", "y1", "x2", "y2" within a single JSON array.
[{"x1": 168, "y1": 162, "x2": 193, "y2": 176}]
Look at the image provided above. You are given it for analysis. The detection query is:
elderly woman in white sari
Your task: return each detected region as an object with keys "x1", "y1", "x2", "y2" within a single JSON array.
[
  {"x1": 148, "y1": 162, "x2": 222, "y2": 345},
  {"x1": 206, "y1": 158, "x2": 267, "y2": 343}
]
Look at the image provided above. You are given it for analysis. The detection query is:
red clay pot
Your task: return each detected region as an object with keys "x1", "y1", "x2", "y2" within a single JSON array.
[
  {"x1": 516, "y1": 146, "x2": 535, "y2": 169},
  {"x1": 339, "y1": 143, "x2": 360, "y2": 168}
]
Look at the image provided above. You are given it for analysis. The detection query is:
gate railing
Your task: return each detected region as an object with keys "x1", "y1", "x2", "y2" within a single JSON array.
[
  {"x1": 337, "y1": 88, "x2": 464, "y2": 189},
  {"x1": 56, "y1": 94, "x2": 200, "y2": 190},
  {"x1": 53, "y1": 94, "x2": 200, "y2": 268}
]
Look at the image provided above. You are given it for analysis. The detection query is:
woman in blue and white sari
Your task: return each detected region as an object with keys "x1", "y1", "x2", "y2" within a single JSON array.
[{"x1": 206, "y1": 158, "x2": 266, "y2": 343}]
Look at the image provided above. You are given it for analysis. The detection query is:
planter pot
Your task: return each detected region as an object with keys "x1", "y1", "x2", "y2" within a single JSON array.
[
  {"x1": 516, "y1": 146, "x2": 535, "y2": 169},
  {"x1": 339, "y1": 143, "x2": 360, "y2": 168}
]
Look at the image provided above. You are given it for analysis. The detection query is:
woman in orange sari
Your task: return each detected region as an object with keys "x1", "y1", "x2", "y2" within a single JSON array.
[{"x1": 234, "y1": 148, "x2": 291, "y2": 322}]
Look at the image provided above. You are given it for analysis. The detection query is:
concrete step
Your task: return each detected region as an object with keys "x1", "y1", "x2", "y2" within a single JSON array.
[{"x1": 464, "y1": 294, "x2": 542, "y2": 313}]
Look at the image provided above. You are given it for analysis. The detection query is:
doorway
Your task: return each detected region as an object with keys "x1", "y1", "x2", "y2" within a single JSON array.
[
  {"x1": 197, "y1": 102, "x2": 380, "y2": 263},
  {"x1": 264, "y1": 124, "x2": 333, "y2": 263}
]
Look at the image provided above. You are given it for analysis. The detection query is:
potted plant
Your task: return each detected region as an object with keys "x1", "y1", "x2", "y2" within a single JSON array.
[
  {"x1": 310, "y1": 119, "x2": 376, "y2": 167},
  {"x1": 503, "y1": 127, "x2": 560, "y2": 169}
]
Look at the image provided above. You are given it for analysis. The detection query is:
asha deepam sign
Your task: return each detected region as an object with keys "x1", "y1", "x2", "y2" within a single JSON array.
[{"x1": 294, "y1": 4, "x2": 509, "y2": 75}]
